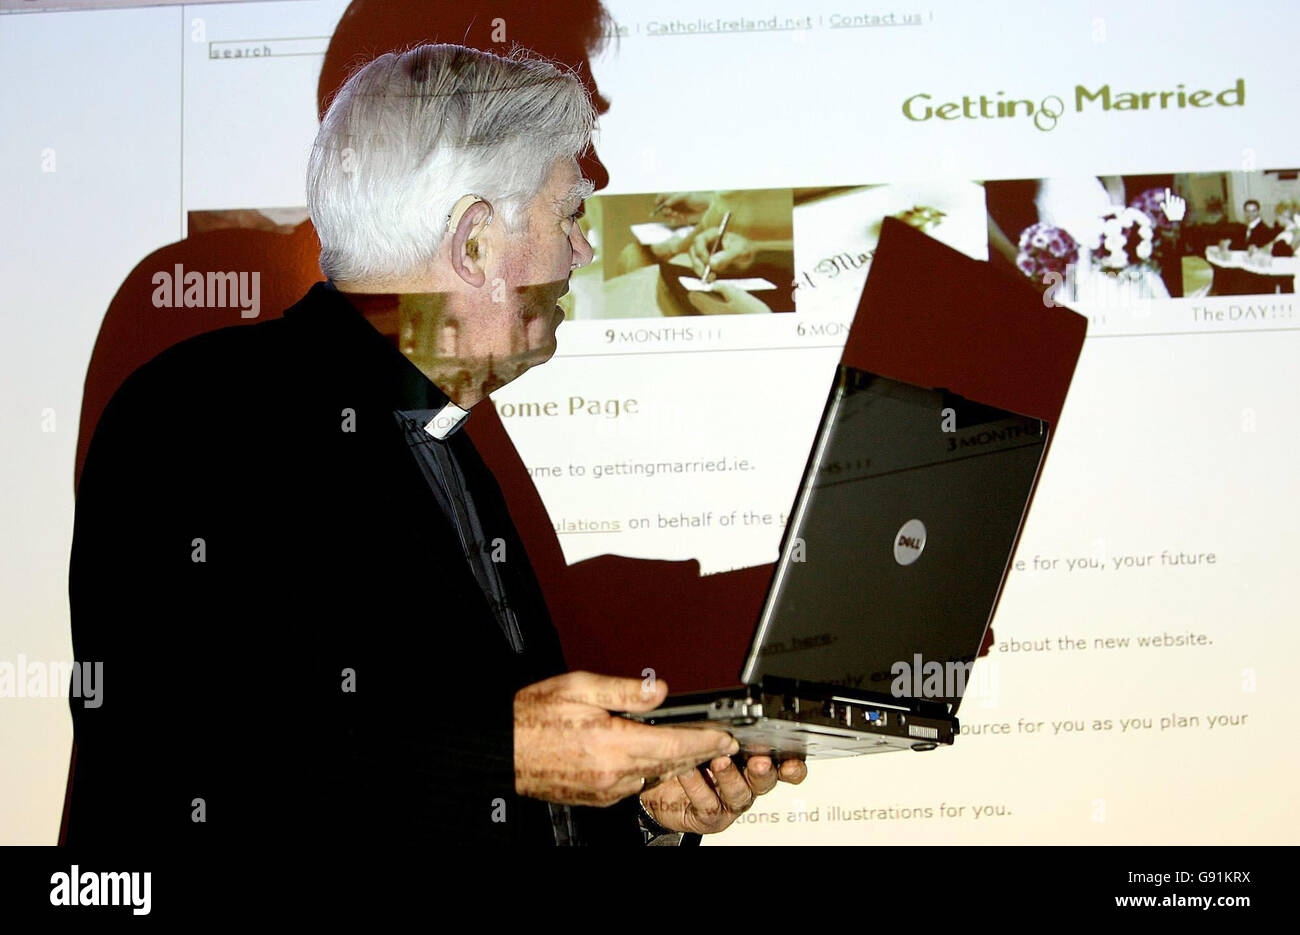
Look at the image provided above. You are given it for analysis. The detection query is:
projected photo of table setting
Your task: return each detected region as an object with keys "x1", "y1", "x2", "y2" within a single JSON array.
[
  {"x1": 1174, "y1": 168, "x2": 1300, "y2": 296},
  {"x1": 1201, "y1": 245, "x2": 1299, "y2": 295}
]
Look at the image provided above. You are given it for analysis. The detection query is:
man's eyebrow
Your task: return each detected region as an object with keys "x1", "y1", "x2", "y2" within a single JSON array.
[{"x1": 559, "y1": 178, "x2": 596, "y2": 211}]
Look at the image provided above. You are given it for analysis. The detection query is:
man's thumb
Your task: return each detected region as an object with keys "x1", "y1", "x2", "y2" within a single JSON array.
[{"x1": 587, "y1": 672, "x2": 668, "y2": 713}]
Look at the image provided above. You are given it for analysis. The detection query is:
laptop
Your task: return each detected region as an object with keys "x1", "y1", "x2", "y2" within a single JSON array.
[{"x1": 626, "y1": 364, "x2": 1049, "y2": 758}]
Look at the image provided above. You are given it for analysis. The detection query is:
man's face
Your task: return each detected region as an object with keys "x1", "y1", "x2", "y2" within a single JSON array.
[
  {"x1": 478, "y1": 157, "x2": 593, "y2": 376},
  {"x1": 404, "y1": 156, "x2": 592, "y2": 404},
  {"x1": 1245, "y1": 202, "x2": 1260, "y2": 221},
  {"x1": 506, "y1": 156, "x2": 593, "y2": 340}
]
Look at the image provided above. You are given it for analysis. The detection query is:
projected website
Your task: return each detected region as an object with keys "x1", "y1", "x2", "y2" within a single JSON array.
[{"x1": 3, "y1": 0, "x2": 1294, "y2": 847}]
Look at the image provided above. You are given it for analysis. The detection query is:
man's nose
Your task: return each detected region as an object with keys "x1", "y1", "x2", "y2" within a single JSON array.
[{"x1": 572, "y1": 226, "x2": 595, "y2": 269}]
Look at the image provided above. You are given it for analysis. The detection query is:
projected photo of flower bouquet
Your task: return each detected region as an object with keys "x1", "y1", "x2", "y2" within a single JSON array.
[
  {"x1": 1095, "y1": 204, "x2": 1157, "y2": 269},
  {"x1": 1015, "y1": 223, "x2": 1079, "y2": 281},
  {"x1": 987, "y1": 175, "x2": 1186, "y2": 306}
]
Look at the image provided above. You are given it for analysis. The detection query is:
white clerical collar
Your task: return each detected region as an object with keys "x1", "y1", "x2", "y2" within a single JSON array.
[{"x1": 423, "y1": 400, "x2": 470, "y2": 440}]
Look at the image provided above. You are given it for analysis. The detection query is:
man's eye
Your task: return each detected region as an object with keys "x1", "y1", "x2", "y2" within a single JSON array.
[{"x1": 569, "y1": 204, "x2": 585, "y2": 221}]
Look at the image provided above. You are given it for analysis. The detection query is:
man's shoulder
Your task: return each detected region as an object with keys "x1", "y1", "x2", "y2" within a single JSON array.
[
  {"x1": 126, "y1": 316, "x2": 299, "y2": 401},
  {"x1": 88, "y1": 316, "x2": 309, "y2": 468},
  {"x1": 114, "y1": 282, "x2": 367, "y2": 407}
]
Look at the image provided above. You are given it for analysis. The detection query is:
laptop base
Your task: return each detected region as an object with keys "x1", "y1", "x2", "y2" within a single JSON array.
[{"x1": 627, "y1": 678, "x2": 957, "y2": 759}]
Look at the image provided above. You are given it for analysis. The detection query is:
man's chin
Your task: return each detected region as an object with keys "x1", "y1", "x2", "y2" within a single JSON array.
[
  {"x1": 526, "y1": 309, "x2": 564, "y2": 361},
  {"x1": 533, "y1": 338, "x2": 559, "y2": 368},
  {"x1": 514, "y1": 338, "x2": 559, "y2": 376}
]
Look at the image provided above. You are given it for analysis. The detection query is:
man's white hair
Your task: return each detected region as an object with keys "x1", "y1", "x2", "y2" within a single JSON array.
[{"x1": 307, "y1": 43, "x2": 596, "y2": 284}]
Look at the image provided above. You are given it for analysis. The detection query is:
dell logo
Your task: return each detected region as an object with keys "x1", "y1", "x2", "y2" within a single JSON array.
[{"x1": 893, "y1": 519, "x2": 927, "y2": 566}]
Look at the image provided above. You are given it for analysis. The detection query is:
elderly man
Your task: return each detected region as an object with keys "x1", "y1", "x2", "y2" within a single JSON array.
[{"x1": 67, "y1": 43, "x2": 803, "y2": 848}]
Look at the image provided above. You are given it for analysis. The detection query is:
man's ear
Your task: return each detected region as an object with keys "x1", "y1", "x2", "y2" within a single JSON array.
[{"x1": 449, "y1": 199, "x2": 493, "y2": 288}]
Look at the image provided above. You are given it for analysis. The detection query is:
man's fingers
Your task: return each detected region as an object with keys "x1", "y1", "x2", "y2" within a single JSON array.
[
  {"x1": 539, "y1": 670, "x2": 668, "y2": 712},
  {"x1": 676, "y1": 767, "x2": 725, "y2": 820},
  {"x1": 742, "y1": 755, "x2": 780, "y2": 796},
  {"x1": 708, "y1": 756, "x2": 757, "y2": 813},
  {"x1": 599, "y1": 720, "x2": 737, "y2": 775},
  {"x1": 645, "y1": 725, "x2": 738, "y2": 764},
  {"x1": 637, "y1": 733, "x2": 740, "y2": 781},
  {"x1": 778, "y1": 758, "x2": 808, "y2": 784}
]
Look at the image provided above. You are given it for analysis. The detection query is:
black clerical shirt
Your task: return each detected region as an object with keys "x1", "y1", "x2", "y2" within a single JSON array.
[
  {"x1": 390, "y1": 405, "x2": 579, "y2": 845},
  {"x1": 67, "y1": 281, "x2": 651, "y2": 848}
]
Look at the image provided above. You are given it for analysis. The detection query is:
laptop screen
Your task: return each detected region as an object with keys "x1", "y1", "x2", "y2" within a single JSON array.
[{"x1": 742, "y1": 367, "x2": 1048, "y2": 713}]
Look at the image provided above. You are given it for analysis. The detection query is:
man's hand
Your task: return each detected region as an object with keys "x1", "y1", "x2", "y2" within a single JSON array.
[
  {"x1": 640, "y1": 754, "x2": 807, "y2": 834},
  {"x1": 689, "y1": 229, "x2": 757, "y2": 279},
  {"x1": 514, "y1": 671, "x2": 739, "y2": 806},
  {"x1": 651, "y1": 191, "x2": 715, "y2": 226}
]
